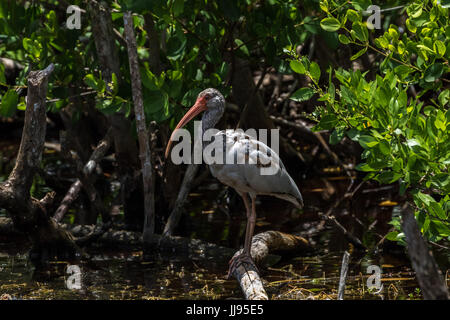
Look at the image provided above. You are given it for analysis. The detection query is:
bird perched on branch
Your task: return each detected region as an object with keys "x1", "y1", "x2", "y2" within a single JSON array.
[{"x1": 166, "y1": 88, "x2": 303, "y2": 277}]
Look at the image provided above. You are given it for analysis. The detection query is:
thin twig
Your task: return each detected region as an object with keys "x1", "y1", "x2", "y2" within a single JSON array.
[{"x1": 338, "y1": 251, "x2": 350, "y2": 300}]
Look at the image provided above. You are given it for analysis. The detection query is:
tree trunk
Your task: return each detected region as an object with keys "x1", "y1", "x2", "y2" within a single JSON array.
[
  {"x1": 123, "y1": 11, "x2": 156, "y2": 243},
  {"x1": 401, "y1": 203, "x2": 449, "y2": 300},
  {"x1": 0, "y1": 64, "x2": 80, "y2": 264}
]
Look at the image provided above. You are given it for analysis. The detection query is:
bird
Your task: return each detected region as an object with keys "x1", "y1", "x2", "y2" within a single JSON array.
[{"x1": 165, "y1": 88, "x2": 303, "y2": 277}]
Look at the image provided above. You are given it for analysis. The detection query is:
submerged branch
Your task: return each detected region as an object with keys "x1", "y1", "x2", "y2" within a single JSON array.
[{"x1": 231, "y1": 231, "x2": 311, "y2": 300}]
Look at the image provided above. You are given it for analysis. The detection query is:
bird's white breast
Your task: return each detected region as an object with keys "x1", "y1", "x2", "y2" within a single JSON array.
[{"x1": 207, "y1": 129, "x2": 281, "y2": 192}]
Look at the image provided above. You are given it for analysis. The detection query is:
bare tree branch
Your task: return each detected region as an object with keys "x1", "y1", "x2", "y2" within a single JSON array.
[
  {"x1": 53, "y1": 129, "x2": 113, "y2": 222},
  {"x1": 163, "y1": 164, "x2": 199, "y2": 236},
  {"x1": 123, "y1": 11, "x2": 155, "y2": 242}
]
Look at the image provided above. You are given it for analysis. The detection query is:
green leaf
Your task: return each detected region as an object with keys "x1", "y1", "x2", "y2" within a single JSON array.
[
  {"x1": 358, "y1": 135, "x2": 379, "y2": 148},
  {"x1": 290, "y1": 60, "x2": 306, "y2": 74},
  {"x1": 432, "y1": 221, "x2": 450, "y2": 237},
  {"x1": 393, "y1": 158, "x2": 403, "y2": 172},
  {"x1": 435, "y1": 117, "x2": 446, "y2": 131},
  {"x1": 309, "y1": 62, "x2": 321, "y2": 82},
  {"x1": 84, "y1": 74, "x2": 98, "y2": 91},
  {"x1": 430, "y1": 202, "x2": 447, "y2": 220},
  {"x1": 394, "y1": 65, "x2": 414, "y2": 79},
  {"x1": 346, "y1": 128, "x2": 361, "y2": 141},
  {"x1": 438, "y1": 90, "x2": 449, "y2": 107},
  {"x1": 0, "y1": 90, "x2": 18, "y2": 117},
  {"x1": 433, "y1": 40, "x2": 446, "y2": 57},
  {"x1": 316, "y1": 114, "x2": 338, "y2": 130},
  {"x1": 338, "y1": 34, "x2": 350, "y2": 45},
  {"x1": 414, "y1": 191, "x2": 435, "y2": 206},
  {"x1": 291, "y1": 87, "x2": 315, "y2": 102},
  {"x1": 346, "y1": 9, "x2": 360, "y2": 22},
  {"x1": 22, "y1": 38, "x2": 41, "y2": 58},
  {"x1": 409, "y1": 4, "x2": 423, "y2": 18},
  {"x1": 355, "y1": 162, "x2": 375, "y2": 172},
  {"x1": 329, "y1": 127, "x2": 345, "y2": 145},
  {"x1": 424, "y1": 63, "x2": 444, "y2": 82},
  {"x1": 234, "y1": 39, "x2": 249, "y2": 56},
  {"x1": 181, "y1": 88, "x2": 203, "y2": 107},
  {"x1": 96, "y1": 99, "x2": 121, "y2": 115},
  {"x1": 320, "y1": 17, "x2": 341, "y2": 32},
  {"x1": 350, "y1": 47, "x2": 367, "y2": 60},
  {"x1": 0, "y1": 63, "x2": 6, "y2": 84},
  {"x1": 141, "y1": 67, "x2": 159, "y2": 91},
  {"x1": 167, "y1": 32, "x2": 187, "y2": 60},
  {"x1": 351, "y1": 22, "x2": 368, "y2": 43},
  {"x1": 17, "y1": 100, "x2": 26, "y2": 111},
  {"x1": 172, "y1": 0, "x2": 184, "y2": 17},
  {"x1": 406, "y1": 19, "x2": 417, "y2": 33},
  {"x1": 378, "y1": 140, "x2": 390, "y2": 155},
  {"x1": 143, "y1": 90, "x2": 170, "y2": 123},
  {"x1": 386, "y1": 231, "x2": 400, "y2": 241},
  {"x1": 320, "y1": 1, "x2": 329, "y2": 12},
  {"x1": 377, "y1": 171, "x2": 402, "y2": 184}
]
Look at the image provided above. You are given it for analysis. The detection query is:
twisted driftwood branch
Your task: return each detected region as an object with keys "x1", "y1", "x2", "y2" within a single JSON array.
[
  {"x1": 53, "y1": 129, "x2": 113, "y2": 222},
  {"x1": 0, "y1": 64, "x2": 80, "y2": 261},
  {"x1": 231, "y1": 231, "x2": 310, "y2": 300}
]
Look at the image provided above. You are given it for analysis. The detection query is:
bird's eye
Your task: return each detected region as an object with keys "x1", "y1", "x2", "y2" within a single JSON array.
[{"x1": 204, "y1": 94, "x2": 211, "y2": 101}]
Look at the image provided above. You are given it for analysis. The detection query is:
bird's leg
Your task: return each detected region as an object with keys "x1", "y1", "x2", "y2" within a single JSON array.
[
  {"x1": 244, "y1": 195, "x2": 257, "y2": 255},
  {"x1": 227, "y1": 193, "x2": 259, "y2": 279}
]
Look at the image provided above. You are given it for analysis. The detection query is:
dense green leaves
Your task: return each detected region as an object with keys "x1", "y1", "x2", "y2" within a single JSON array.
[
  {"x1": 309, "y1": 0, "x2": 450, "y2": 244},
  {"x1": 0, "y1": 0, "x2": 448, "y2": 245},
  {"x1": 0, "y1": 90, "x2": 18, "y2": 117}
]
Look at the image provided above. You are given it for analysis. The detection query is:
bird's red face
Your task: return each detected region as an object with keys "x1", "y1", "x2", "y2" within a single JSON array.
[{"x1": 164, "y1": 93, "x2": 212, "y2": 158}]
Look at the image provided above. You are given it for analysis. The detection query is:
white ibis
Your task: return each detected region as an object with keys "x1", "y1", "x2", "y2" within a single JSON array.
[{"x1": 165, "y1": 88, "x2": 303, "y2": 276}]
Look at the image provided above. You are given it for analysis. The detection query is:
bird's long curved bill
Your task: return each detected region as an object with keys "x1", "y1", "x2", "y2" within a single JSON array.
[{"x1": 165, "y1": 98, "x2": 207, "y2": 159}]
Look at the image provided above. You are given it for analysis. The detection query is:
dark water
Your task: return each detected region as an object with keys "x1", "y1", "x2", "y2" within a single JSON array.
[
  {"x1": 0, "y1": 140, "x2": 449, "y2": 300},
  {"x1": 0, "y1": 245, "x2": 426, "y2": 300},
  {"x1": 2, "y1": 177, "x2": 448, "y2": 300}
]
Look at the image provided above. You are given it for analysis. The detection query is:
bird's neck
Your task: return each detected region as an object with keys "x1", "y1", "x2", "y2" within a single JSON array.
[
  {"x1": 200, "y1": 109, "x2": 222, "y2": 151},
  {"x1": 201, "y1": 109, "x2": 221, "y2": 136}
]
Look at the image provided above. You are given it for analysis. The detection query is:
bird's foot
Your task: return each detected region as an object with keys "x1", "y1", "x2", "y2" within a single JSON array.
[{"x1": 227, "y1": 252, "x2": 259, "y2": 279}]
